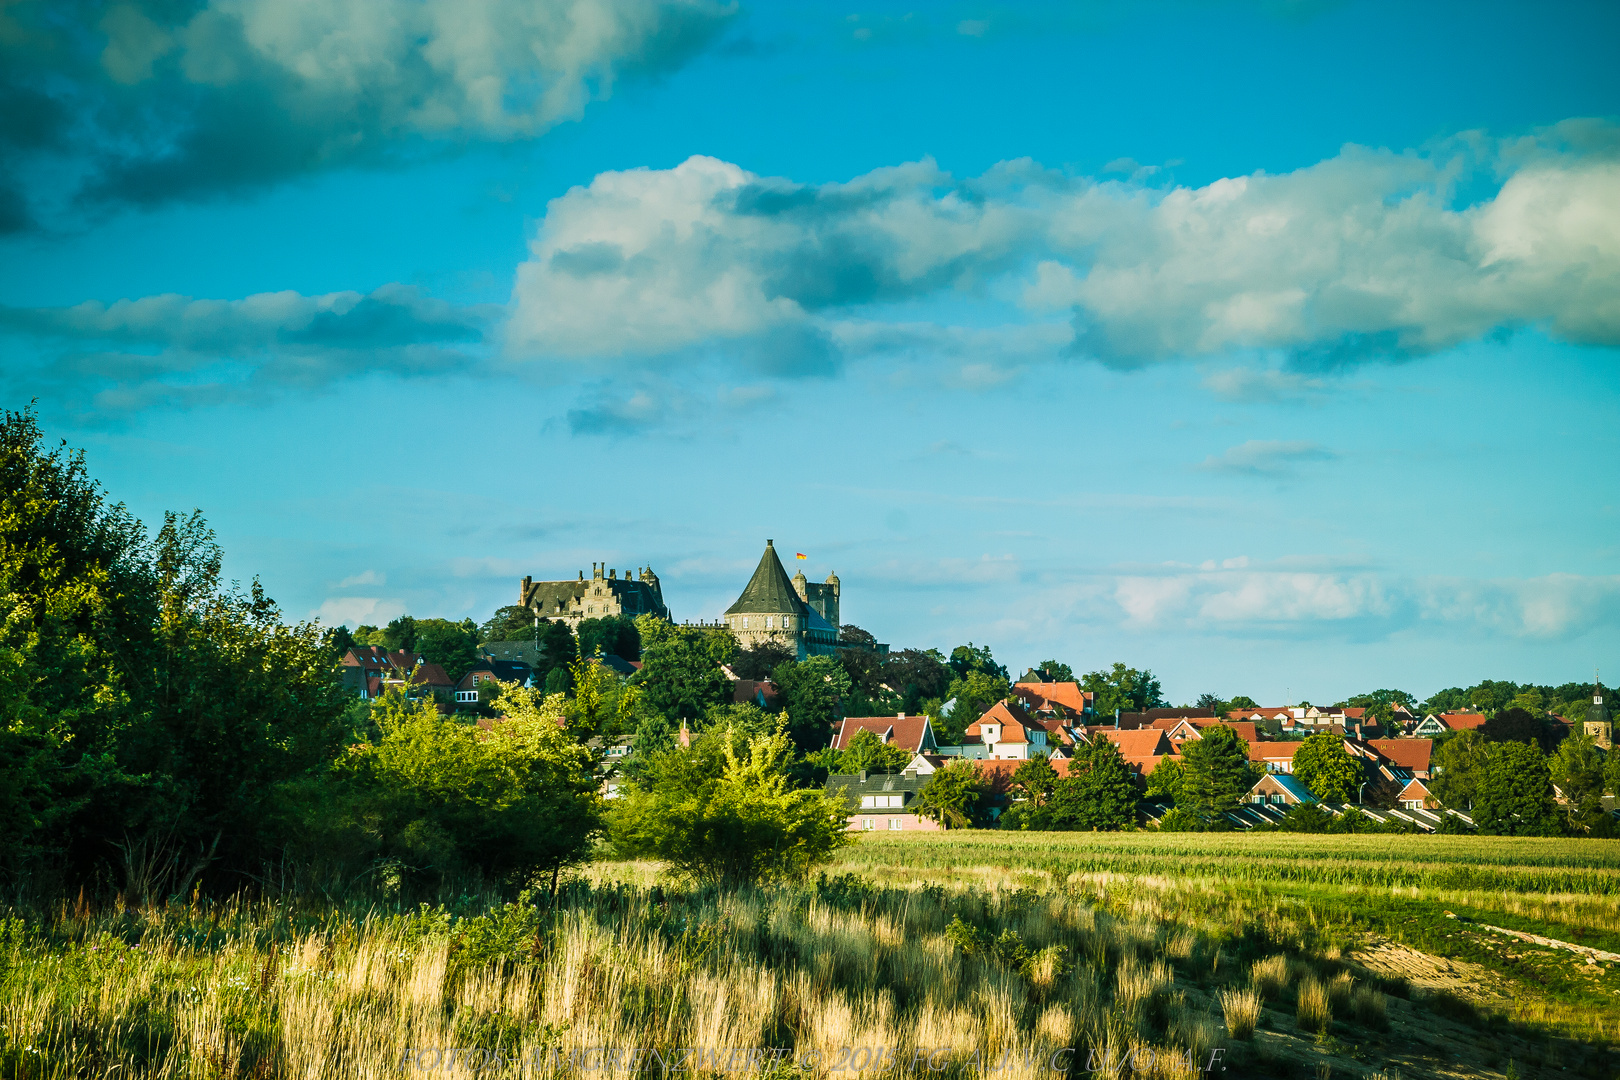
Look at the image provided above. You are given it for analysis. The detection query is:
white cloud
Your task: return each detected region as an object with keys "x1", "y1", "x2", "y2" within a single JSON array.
[
  {"x1": 313, "y1": 596, "x2": 406, "y2": 627},
  {"x1": 1202, "y1": 367, "x2": 1329, "y2": 401},
  {"x1": 506, "y1": 121, "x2": 1620, "y2": 375},
  {"x1": 1196, "y1": 439, "x2": 1337, "y2": 476},
  {"x1": 336, "y1": 569, "x2": 385, "y2": 588}
]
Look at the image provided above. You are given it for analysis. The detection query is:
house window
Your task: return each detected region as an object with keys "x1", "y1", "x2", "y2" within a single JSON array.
[
  {"x1": 862, "y1": 818, "x2": 874, "y2": 830},
  {"x1": 1271, "y1": 794, "x2": 1286, "y2": 804},
  {"x1": 1251, "y1": 795, "x2": 1265, "y2": 804},
  {"x1": 888, "y1": 817, "x2": 902, "y2": 830}
]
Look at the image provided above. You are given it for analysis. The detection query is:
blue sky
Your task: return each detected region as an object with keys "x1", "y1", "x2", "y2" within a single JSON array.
[{"x1": 3, "y1": 0, "x2": 1618, "y2": 704}]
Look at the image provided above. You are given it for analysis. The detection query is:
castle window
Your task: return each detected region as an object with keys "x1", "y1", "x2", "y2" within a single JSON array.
[{"x1": 743, "y1": 617, "x2": 749, "y2": 629}]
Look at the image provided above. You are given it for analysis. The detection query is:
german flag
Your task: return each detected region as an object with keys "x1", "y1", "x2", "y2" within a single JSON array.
[{"x1": 795, "y1": 552, "x2": 807, "y2": 560}]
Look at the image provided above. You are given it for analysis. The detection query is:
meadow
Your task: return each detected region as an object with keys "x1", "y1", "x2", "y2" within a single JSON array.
[{"x1": 2, "y1": 832, "x2": 1618, "y2": 1080}]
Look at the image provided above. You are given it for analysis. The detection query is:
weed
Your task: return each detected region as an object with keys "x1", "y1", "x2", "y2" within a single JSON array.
[
  {"x1": 1297, "y1": 976, "x2": 1333, "y2": 1034},
  {"x1": 1218, "y1": 986, "x2": 1262, "y2": 1040}
]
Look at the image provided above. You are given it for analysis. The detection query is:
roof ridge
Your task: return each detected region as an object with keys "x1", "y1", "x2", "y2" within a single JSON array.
[{"x1": 724, "y1": 540, "x2": 810, "y2": 616}]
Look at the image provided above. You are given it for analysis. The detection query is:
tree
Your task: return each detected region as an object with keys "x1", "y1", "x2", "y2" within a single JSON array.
[
  {"x1": 1029, "y1": 659, "x2": 1075, "y2": 683},
  {"x1": 567, "y1": 645, "x2": 644, "y2": 740},
  {"x1": 1228, "y1": 695, "x2": 1259, "y2": 711},
  {"x1": 607, "y1": 725, "x2": 853, "y2": 883},
  {"x1": 1146, "y1": 757, "x2": 1185, "y2": 802},
  {"x1": 949, "y1": 642, "x2": 1007, "y2": 681},
  {"x1": 1045, "y1": 738, "x2": 1138, "y2": 830},
  {"x1": 1430, "y1": 730, "x2": 1488, "y2": 810},
  {"x1": 1195, "y1": 693, "x2": 1228, "y2": 715},
  {"x1": 939, "y1": 670, "x2": 1010, "y2": 744},
  {"x1": 1473, "y1": 741, "x2": 1562, "y2": 836},
  {"x1": 837, "y1": 729, "x2": 912, "y2": 775},
  {"x1": 381, "y1": 614, "x2": 418, "y2": 653},
  {"x1": 914, "y1": 760, "x2": 987, "y2": 829},
  {"x1": 576, "y1": 614, "x2": 640, "y2": 662},
  {"x1": 1292, "y1": 732, "x2": 1362, "y2": 802},
  {"x1": 480, "y1": 605, "x2": 536, "y2": 642},
  {"x1": 632, "y1": 616, "x2": 734, "y2": 726},
  {"x1": 1177, "y1": 725, "x2": 1254, "y2": 824},
  {"x1": 1550, "y1": 729, "x2": 1606, "y2": 828},
  {"x1": 414, "y1": 617, "x2": 481, "y2": 681},
  {"x1": 838, "y1": 644, "x2": 901, "y2": 718},
  {"x1": 772, "y1": 656, "x2": 851, "y2": 752},
  {"x1": 838, "y1": 625, "x2": 880, "y2": 649},
  {"x1": 1481, "y1": 706, "x2": 1556, "y2": 752},
  {"x1": 883, "y1": 648, "x2": 953, "y2": 714},
  {"x1": 1080, "y1": 663, "x2": 1167, "y2": 717},
  {"x1": 731, "y1": 640, "x2": 797, "y2": 681},
  {"x1": 1010, "y1": 754, "x2": 1059, "y2": 806}
]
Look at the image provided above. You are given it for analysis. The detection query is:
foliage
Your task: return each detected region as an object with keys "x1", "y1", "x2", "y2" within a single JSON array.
[
  {"x1": 479, "y1": 604, "x2": 535, "y2": 642},
  {"x1": 1430, "y1": 729, "x2": 1487, "y2": 810},
  {"x1": 1041, "y1": 737, "x2": 1138, "y2": 830},
  {"x1": 837, "y1": 641, "x2": 902, "y2": 717},
  {"x1": 772, "y1": 656, "x2": 851, "y2": 752},
  {"x1": 567, "y1": 645, "x2": 644, "y2": 740},
  {"x1": 1176, "y1": 725, "x2": 1255, "y2": 824},
  {"x1": 831, "y1": 729, "x2": 912, "y2": 775},
  {"x1": 1228, "y1": 695, "x2": 1259, "y2": 711},
  {"x1": 1549, "y1": 729, "x2": 1605, "y2": 818},
  {"x1": 730, "y1": 640, "x2": 797, "y2": 681},
  {"x1": 1080, "y1": 662, "x2": 1167, "y2": 717},
  {"x1": 882, "y1": 648, "x2": 954, "y2": 715},
  {"x1": 334, "y1": 684, "x2": 601, "y2": 889},
  {"x1": 938, "y1": 670, "x2": 1009, "y2": 745},
  {"x1": 913, "y1": 760, "x2": 986, "y2": 829},
  {"x1": 1025, "y1": 659, "x2": 1074, "y2": 683},
  {"x1": 575, "y1": 614, "x2": 640, "y2": 662},
  {"x1": 1292, "y1": 732, "x2": 1362, "y2": 802},
  {"x1": 948, "y1": 642, "x2": 1007, "y2": 682},
  {"x1": 1473, "y1": 741, "x2": 1562, "y2": 837},
  {"x1": 1010, "y1": 754, "x2": 1058, "y2": 806},
  {"x1": 607, "y1": 725, "x2": 853, "y2": 882},
  {"x1": 413, "y1": 617, "x2": 482, "y2": 681},
  {"x1": 1145, "y1": 756, "x2": 1185, "y2": 802},
  {"x1": 1481, "y1": 707, "x2": 1559, "y2": 752},
  {"x1": 631, "y1": 616, "x2": 735, "y2": 726}
]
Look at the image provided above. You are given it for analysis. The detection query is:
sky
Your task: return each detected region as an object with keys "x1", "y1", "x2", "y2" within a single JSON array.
[{"x1": 2, "y1": 0, "x2": 1618, "y2": 705}]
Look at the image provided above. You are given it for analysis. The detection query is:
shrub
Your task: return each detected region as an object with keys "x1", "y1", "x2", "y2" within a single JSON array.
[
  {"x1": 1250, "y1": 953, "x2": 1290, "y2": 998},
  {"x1": 1296, "y1": 976, "x2": 1332, "y2": 1034},
  {"x1": 1219, "y1": 987, "x2": 1263, "y2": 1040},
  {"x1": 1326, "y1": 971, "x2": 1356, "y2": 1011},
  {"x1": 1350, "y1": 987, "x2": 1388, "y2": 1029}
]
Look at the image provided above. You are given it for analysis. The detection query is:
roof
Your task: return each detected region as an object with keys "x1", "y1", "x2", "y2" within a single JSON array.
[
  {"x1": 1012, "y1": 682, "x2": 1093, "y2": 714},
  {"x1": 1249, "y1": 741, "x2": 1304, "y2": 761},
  {"x1": 1120, "y1": 707, "x2": 1215, "y2": 727},
  {"x1": 1254, "y1": 773, "x2": 1317, "y2": 802},
  {"x1": 1094, "y1": 728, "x2": 1172, "y2": 758},
  {"x1": 1157, "y1": 719, "x2": 1258, "y2": 745},
  {"x1": 1439, "y1": 712, "x2": 1487, "y2": 730},
  {"x1": 724, "y1": 541, "x2": 809, "y2": 617},
  {"x1": 1036, "y1": 717, "x2": 1080, "y2": 745},
  {"x1": 825, "y1": 770, "x2": 932, "y2": 808},
  {"x1": 833, "y1": 715, "x2": 935, "y2": 753},
  {"x1": 733, "y1": 679, "x2": 781, "y2": 707},
  {"x1": 409, "y1": 663, "x2": 453, "y2": 688},
  {"x1": 964, "y1": 700, "x2": 1043, "y2": 745},
  {"x1": 341, "y1": 646, "x2": 421, "y2": 670},
  {"x1": 1397, "y1": 778, "x2": 1431, "y2": 799},
  {"x1": 591, "y1": 654, "x2": 637, "y2": 676},
  {"x1": 1367, "y1": 738, "x2": 1432, "y2": 772}
]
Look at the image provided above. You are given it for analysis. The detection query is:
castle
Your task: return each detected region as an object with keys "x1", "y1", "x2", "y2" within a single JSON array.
[
  {"x1": 722, "y1": 540, "x2": 842, "y2": 660},
  {"x1": 519, "y1": 562, "x2": 669, "y2": 628}
]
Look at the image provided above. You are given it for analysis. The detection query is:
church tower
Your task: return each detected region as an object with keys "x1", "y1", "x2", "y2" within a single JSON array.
[{"x1": 1587, "y1": 678, "x2": 1612, "y2": 751}]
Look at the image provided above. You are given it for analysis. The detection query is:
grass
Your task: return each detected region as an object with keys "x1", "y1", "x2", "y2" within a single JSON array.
[{"x1": 3, "y1": 830, "x2": 1619, "y2": 1078}]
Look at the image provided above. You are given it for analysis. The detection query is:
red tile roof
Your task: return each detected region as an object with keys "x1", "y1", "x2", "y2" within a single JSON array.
[
  {"x1": 1094, "y1": 728, "x2": 1172, "y2": 758},
  {"x1": 1249, "y1": 741, "x2": 1304, "y2": 761},
  {"x1": 1367, "y1": 739, "x2": 1433, "y2": 772},
  {"x1": 1440, "y1": 713, "x2": 1487, "y2": 730},
  {"x1": 833, "y1": 714, "x2": 934, "y2": 752},
  {"x1": 1012, "y1": 682, "x2": 1094, "y2": 714}
]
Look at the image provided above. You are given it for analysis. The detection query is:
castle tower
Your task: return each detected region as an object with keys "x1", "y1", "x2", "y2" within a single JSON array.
[{"x1": 723, "y1": 540, "x2": 809, "y2": 660}]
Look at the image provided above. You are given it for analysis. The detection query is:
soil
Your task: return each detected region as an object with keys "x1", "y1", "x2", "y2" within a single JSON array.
[{"x1": 1345, "y1": 939, "x2": 1515, "y2": 1005}]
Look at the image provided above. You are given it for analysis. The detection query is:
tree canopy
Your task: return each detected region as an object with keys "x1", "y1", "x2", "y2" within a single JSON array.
[
  {"x1": 1176, "y1": 725, "x2": 1255, "y2": 825},
  {"x1": 1081, "y1": 663, "x2": 1167, "y2": 717},
  {"x1": 1292, "y1": 732, "x2": 1362, "y2": 802}
]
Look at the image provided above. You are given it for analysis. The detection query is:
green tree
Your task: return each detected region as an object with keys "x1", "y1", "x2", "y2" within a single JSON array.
[
  {"x1": 1176, "y1": 725, "x2": 1254, "y2": 825},
  {"x1": 607, "y1": 725, "x2": 853, "y2": 883},
  {"x1": 1080, "y1": 662, "x2": 1167, "y2": 717},
  {"x1": 949, "y1": 642, "x2": 1007, "y2": 681},
  {"x1": 772, "y1": 656, "x2": 852, "y2": 752},
  {"x1": 1010, "y1": 753, "x2": 1059, "y2": 806},
  {"x1": 381, "y1": 614, "x2": 418, "y2": 653},
  {"x1": 1029, "y1": 659, "x2": 1074, "y2": 683},
  {"x1": 1481, "y1": 706, "x2": 1554, "y2": 751},
  {"x1": 882, "y1": 648, "x2": 953, "y2": 714},
  {"x1": 1045, "y1": 737, "x2": 1138, "y2": 830},
  {"x1": 939, "y1": 670, "x2": 1010, "y2": 744},
  {"x1": 1145, "y1": 756, "x2": 1185, "y2": 802},
  {"x1": 576, "y1": 614, "x2": 641, "y2": 662},
  {"x1": 1550, "y1": 728, "x2": 1606, "y2": 828},
  {"x1": 1228, "y1": 695, "x2": 1259, "y2": 711},
  {"x1": 914, "y1": 760, "x2": 987, "y2": 829},
  {"x1": 480, "y1": 605, "x2": 536, "y2": 642},
  {"x1": 838, "y1": 728, "x2": 912, "y2": 775},
  {"x1": 1292, "y1": 732, "x2": 1362, "y2": 802},
  {"x1": 414, "y1": 617, "x2": 481, "y2": 681},
  {"x1": 632, "y1": 616, "x2": 734, "y2": 725},
  {"x1": 1473, "y1": 741, "x2": 1561, "y2": 836},
  {"x1": 1429, "y1": 730, "x2": 1488, "y2": 810},
  {"x1": 730, "y1": 640, "x2": 797, "y2": 681}
]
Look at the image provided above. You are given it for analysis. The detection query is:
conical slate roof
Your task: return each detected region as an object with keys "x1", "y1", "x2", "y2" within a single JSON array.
[{"x1": 724, "y1": 540, "x2": 809, "y2": 616}]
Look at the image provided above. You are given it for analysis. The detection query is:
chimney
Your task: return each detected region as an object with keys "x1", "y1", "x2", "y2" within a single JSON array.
[
  {"x1": 897, "y1": 712, "x2": 905, "y2": 720},
  {"x1": 858, "y1": 770, "x2": 868, "y2": 782}
]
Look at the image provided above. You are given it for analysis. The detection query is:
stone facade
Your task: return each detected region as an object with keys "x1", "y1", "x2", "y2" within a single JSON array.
[
  {"x1": 1588, "y1": 683, "x2": 1613, "y2": 751},
  {"x1": 519, "y1": 562, "x2": 669, "y2": 629}
]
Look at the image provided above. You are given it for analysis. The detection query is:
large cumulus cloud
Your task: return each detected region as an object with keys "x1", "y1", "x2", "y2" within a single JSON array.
[
  {"x1": 508, "y1": 120, "x2": 1620, "y2": 372},
  {"x1": 0, "y1": 0, "x2": 734, "y2": 227}
]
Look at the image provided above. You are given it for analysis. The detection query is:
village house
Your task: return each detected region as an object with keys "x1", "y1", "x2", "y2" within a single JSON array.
[
  {"x1": 338, "y1": 645, "x2": 453, "y2": 703},
  {"x1": 959, "y1": 700, "x2": 1050, "y2": 760},
  {"x1": 826, "y1": 769, "x2": 939, "y2": 832},
  {"x1": 1411, "y1": 712, "x2": 1487, "y2": 737},
  {"x1": 452, "y1": 659, "x2": 533, "y2": 704},
  {"x1": 1249, "y1": 772, "x2": 1318, "y2": 807},
  {"x1": 831, "y1": 714, "x2": 938, "y2": 755}
]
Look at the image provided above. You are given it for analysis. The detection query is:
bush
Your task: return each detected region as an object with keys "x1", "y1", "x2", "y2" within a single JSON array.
[
  {"x1": 1350, "y1": 986, "x2": 1388, "y2": 1029},
  {"x1": 1295, "y1": 976, "x2": 1332, "y2": 1034},
  {"x1": 1250, "y1": 953, "x2": 1290, "y2": 998},
  {"x1": 1219, "y1": 987, "x2": 1262, "y2": 1040}
]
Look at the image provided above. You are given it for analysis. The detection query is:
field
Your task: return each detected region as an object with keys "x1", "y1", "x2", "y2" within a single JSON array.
[{"x1": 2, "y1": 833, "x2": 1618, "y2": 1079}]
